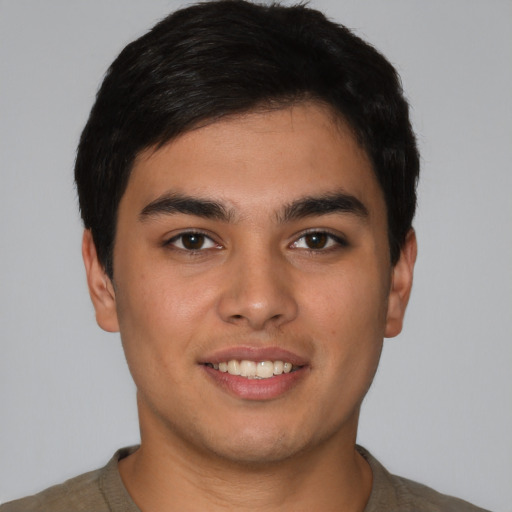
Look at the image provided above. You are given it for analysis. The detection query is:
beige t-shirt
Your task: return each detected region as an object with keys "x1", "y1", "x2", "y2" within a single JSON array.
[{"x1": 1, "y1": 446, "x2": 490, "y2": 511}]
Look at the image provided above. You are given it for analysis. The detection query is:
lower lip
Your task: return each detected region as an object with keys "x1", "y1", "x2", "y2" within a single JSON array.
[{"x1": 202, "y1": 365, "x2": 308, "y2": 401}]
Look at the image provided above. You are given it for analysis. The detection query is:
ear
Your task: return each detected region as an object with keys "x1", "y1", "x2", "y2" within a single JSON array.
[
  {"x1": 82, "y1": 229, "x2": 119, "y2": 332},
  {"x1": 385, "y1": 229, "x2": 417, "y2": 338}
]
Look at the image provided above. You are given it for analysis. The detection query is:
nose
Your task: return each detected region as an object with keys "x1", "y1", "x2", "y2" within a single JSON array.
[{"x1": 217, "y1": 247, "x2": 298, "y2": 330}]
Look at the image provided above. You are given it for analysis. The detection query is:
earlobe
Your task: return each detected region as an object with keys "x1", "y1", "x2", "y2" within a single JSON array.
[
  {"x1": 82, "y1": 230, "x2": 120, "y2": 333},
  {"x1": 385, "y1": 229, "x2": 417, "y2": 338}
]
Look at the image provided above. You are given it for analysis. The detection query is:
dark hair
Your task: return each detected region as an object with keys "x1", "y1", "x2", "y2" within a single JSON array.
[{"x1": 75, "y1": 0, "x2": 419, "y2": 278}]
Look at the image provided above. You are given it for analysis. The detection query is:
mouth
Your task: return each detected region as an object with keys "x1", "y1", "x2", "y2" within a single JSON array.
[
  {"x1": 200, "y1": 348, "x2": 308, "y2": 400},
  {"x1": 203, "y1": 359, "x2": 302, "y2": 379}
]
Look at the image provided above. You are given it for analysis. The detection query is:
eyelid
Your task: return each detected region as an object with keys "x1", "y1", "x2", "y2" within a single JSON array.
[
  {"x1": 162, "y1": 228, "x2": 347, "y2": 252},
  {"x1": 290, "y1": 229, "x2": 348, "y2": 250},
  {"x1": 164, "y1": 229, "x2": 222, "y2": 251}
]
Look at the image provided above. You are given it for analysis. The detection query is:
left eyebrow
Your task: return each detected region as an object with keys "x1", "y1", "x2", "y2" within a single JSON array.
[{"x1": 278, "y1": 192, "x2": 369, "y2": 223}]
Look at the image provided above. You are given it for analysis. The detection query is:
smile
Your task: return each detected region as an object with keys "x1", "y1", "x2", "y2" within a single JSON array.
[{"x1": 205, "y1": 360, "x2": 299, "y2": 379}]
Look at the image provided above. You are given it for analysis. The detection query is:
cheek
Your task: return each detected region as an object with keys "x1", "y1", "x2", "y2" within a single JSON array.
[
  {"x1": 308, "y1": 263, "x2": 389, "y2": 327},
  {"x1": 112, "y1": 275, "x2": 197, "y2": 406},
  {"x1": 305, "y1": 264, "x2": 389, "y2": 369},
  {"x1": 114, "y1": 238, "x2": 217, "y2": 329},
  {"x1": 294, "y1": 268, "x2": 386, "y2": 430},
  {"x1": 112, "y1": 266, "x2": 180, "y2": 371},
  {"x1": 112, "y1": 262, "x2": 228, "y2": 396}
]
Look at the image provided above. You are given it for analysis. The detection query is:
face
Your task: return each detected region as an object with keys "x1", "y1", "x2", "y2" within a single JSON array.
[{"x1": 84, "y1": 103, "x2": 415, "y2": 464}]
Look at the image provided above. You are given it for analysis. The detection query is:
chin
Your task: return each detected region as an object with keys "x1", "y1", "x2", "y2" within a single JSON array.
[
  {"x1": 198, "y1": 421, "x2": 318, "y2": 466},
  {"x1": 212, "y1": 438, "x2": 300, "y2": 466}
]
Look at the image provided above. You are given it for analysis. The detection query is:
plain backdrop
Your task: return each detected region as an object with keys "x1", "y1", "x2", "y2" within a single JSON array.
[{"x1": 1, "y1": 1, "x2": 511, "y2": 510}]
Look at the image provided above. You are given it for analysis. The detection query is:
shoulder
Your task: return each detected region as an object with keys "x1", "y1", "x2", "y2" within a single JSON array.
[
  {"x1": 389, "y1": 473, "x2": 491, "y2": 512},
  {"x1": 0, "y1": 446, "x2": 139, "y2": 512},
  {"x1": 358, "y1": 446, "x2": 491, "y2": 512},
  {"x1": 0, "y1": 468, "x2": 106, "y2": 512}
]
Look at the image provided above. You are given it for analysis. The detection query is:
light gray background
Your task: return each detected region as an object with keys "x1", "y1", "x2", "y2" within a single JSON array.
[{"x1": 1, "y1": 1, "x2": 511, "y2": 510}]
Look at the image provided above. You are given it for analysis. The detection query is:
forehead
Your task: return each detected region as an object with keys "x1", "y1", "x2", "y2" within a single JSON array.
[{"x1": 123, "y1": 103, "x2": 384, "y2": 218}]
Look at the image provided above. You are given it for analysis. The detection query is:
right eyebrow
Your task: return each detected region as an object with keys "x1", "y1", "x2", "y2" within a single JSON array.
[{"x1": 139, "y1": 192, "x2": 234, "y2": 222}]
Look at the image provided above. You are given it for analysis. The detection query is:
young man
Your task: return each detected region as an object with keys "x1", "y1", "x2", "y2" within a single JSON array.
[{"x1": 1, "y1": 1, "x2": 491, "y2": 511}]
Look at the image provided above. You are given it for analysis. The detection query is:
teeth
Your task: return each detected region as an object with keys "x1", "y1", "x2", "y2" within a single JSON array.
[
  {"x1": 211, "y1": 359, "x2": 297, "y2": 379},
  {"x1": 239, "y1": 360, "x2": 257, "y2": 378},
  {"x1": 227, "y1": 360, "x2": 240, "y2": 375},
  {"x1": 273, "y1": 360, "x2": 284, "y2": 375},
  {"x1": 256, "y1": 361, "x2": 274, "y2": 378}
]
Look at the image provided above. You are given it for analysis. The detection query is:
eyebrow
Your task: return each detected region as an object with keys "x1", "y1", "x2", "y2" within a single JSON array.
[
  {"x1": 139, "y1": 193, "x2": 234, "y2": 222},
  {"x1": 278, "y1": 192, "x2": 369, "y2": 223},
  {"x1": 139, "y1": 190, "x2": 368, "y2": 224}
]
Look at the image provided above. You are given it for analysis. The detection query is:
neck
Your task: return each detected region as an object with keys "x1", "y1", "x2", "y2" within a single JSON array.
[{"x1": 118, "y1": 420, "x2": 372, "y2": 512}]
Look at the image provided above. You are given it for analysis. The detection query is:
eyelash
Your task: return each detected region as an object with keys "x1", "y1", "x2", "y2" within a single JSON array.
[
  {"x1": 164, "y1": 231, "x2": 221, "y2": 253},
  {"x1": 290, "y1": 230, "x2": 348, "y2": 252},
  {"x1": 163, "y1": 230, "x2": 348, "y2": 254}
]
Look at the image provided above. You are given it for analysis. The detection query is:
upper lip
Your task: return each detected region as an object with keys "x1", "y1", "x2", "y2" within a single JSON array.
[{"x1": 199, "y1": 346, "x2": 309, "y2": 367}]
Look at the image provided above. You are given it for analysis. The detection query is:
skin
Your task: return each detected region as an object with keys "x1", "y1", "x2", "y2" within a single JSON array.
[{"x1": 83, "y1": 102, "x2": 416, "y2": 511}]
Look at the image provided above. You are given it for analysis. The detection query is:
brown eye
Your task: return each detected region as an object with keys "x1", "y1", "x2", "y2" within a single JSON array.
[
  {"x1": 167, "y1": 232, "x2": 218, "y2": 251},
  {"x1": 181, "y1": 233, "x2": 206, "y2": 250},
  {"x1": 304, "y1": 233, "x2": 328, "y2": 249},
  {"x1": 291, "y1": 231, "x2": 347, "y2": 251}
]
